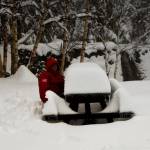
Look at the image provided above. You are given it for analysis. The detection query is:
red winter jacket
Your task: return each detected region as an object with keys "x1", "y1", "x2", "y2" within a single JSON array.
[{"x1": 38, "y1": 58, "x2": 64, "y2": 103}]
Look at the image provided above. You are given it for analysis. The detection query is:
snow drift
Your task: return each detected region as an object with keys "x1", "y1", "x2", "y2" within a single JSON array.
[
  {"x1": 10, "y1": 65, "x2": 38, "y2": 82},
  {"x1": 0, "y1": 65, "x2": 42, "y2": 131}
]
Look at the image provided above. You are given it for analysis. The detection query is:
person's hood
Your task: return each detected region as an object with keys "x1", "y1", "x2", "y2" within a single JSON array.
[{"x1": 46, "y1": 57, "x2": 58, "y2": 72}]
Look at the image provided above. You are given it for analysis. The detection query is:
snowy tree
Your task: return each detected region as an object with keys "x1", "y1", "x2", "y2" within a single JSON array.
[
  {"x1": 80, "y1": 0, "x2": 90, "y2": 62},
  {"x1": 0, "y1": 7, "x2": 9, "y2": 75},
  {"x1": 0, "y1": 0, "x2": 41, "y2": 74},
  {"x1": 28, "y1": 0, "x2": 48, "y2": 68},
  {"x1": 0, "y1": 54, "x2": 2, "y2": 77},
  {"x1": 131, "y1": 0, "x2": 150, "y2": 43}
]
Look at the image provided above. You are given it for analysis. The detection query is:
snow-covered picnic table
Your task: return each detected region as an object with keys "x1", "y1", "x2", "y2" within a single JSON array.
[
  {"x1": 64, "y1": 62, "x2": 111, "y2": 119},
  {"x1": 43, "y1": 63, "x2": 134, "y2": 123}
]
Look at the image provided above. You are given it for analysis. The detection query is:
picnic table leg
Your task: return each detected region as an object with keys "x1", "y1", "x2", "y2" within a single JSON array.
[
  {"x1": 85, "y1": 102, "x2": 91, "y2": 114},
  {"x1": 84, "y1": 102, "x2": 94, "y2": 124},
  {"x1": 107, "y1": 117, "x2": 113, "y2": 123},
  {"x1": 100, "y1": 100, "x2": 106, "y2": 110},
  {"x1": 70, "y1": 102, "x2": 79, "y2": 112}
]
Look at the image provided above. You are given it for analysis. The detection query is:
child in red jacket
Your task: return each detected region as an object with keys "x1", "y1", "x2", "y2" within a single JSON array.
[{"x1": 38, "y1": 57, "x2": 64, "y2": 103}]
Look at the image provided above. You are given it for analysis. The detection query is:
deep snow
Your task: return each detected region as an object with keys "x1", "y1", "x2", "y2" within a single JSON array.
[{"x1": 0, "y1": 66, "x2": 150, "y2": 150}]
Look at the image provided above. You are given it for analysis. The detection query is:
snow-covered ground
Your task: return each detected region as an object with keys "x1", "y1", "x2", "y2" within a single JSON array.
[{"x1": 0, "y1": 66, "x2": 150, "y2": 150}]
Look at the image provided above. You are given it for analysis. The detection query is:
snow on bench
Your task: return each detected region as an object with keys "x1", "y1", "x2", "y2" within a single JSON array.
[
  {"x1": 64, "y1": 62, "x2": 111, "y2": 95},
  {"x1": 43, "y1": 91, "x2": 78, "y2": 116},
  {"x1": 101, "y1": 79, "x2": 133, "y2": 113}
]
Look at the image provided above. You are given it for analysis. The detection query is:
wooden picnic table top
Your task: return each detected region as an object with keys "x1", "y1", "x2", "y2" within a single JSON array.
[{"x1": 65, "y1": 93, "x2": 111, "y2": 103}]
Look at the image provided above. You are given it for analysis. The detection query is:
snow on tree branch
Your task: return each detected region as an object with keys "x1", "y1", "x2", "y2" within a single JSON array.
[
  {"x1": 18, "y1": 30, "x2": 34, "y2": 45},
  {"x1": 49, "y1": 0, "x2": 60, "y2": 6},
  {"x1": 21, "y1": 1, "x2": 39, "y2": 9},
  {"x1": 76, "y1": 13, "x2": 92, "y2": 18},
  {"x1": 56, "y1": 22, "x2": 69, "y2": 37},
  {"x1": 0, "y1": 8, "x2": 12, "y2": 16},
  {"x1": 43, "y1": 16, "x2": 62, "y2": 25},
  {"x1": 0, "y1": 2, "x2": 13, "y2": 8}
]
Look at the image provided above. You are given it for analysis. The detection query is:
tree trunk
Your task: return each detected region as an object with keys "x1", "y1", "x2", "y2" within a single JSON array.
[
  {"x1": 114, "y1": 50, "x2": 119, "y2": 79},
  {"x1": 10, "y1": 0, "x2": 18, "y2": 74},
  {"x1": 2, "y1": 22, "x2": 8, "y2": 74},
  {"x1": 60, "y1": 0, "x2": 69, "y2": 75},
  {"x1": 0, "y1": 54, "x2": 3, "y2": 77},
  {"x1": 99, "y1": 35, "x2": 110, "y2": 76},
  {"x1": 114, "y1": 30, "x2": 120, "y2": 79},
  {"x1": 104, "y1": 46, "x2": 110, "y2": 76},
  {"x1": 28, "y1": 18, "x2": 45, "y2": 67},
  {"x1": 60, "y1": 33, "x2": 68, "y2": 75},
  {"x1": 80, "y1": 0, "x2": 89, "y2": 62},
  {"x1": 11, "y1": 18, "x2": 18, "y2": 74},
  {"x1": 28, "y1": 0, "x2": 47, "y2": 68}
]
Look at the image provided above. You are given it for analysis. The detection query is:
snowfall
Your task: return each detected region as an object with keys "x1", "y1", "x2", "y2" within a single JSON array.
[{"x1": 0, "y1": 64, "x2": 150, "y2": 150}]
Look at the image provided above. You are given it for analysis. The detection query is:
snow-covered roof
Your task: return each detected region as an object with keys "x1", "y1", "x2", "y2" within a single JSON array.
[{"x1": 64, "y1": 62, "x2": 111, "y2": 95}]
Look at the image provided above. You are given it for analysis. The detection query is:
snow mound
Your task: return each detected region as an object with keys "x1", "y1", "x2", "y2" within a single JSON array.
[
  {"x1": 0, "y1": 93, "x2": 42, "y2": 130},
  {"x1": 11, "y1": 65, "x2": 37, "y2": 82},
  {"x1": 65, "y1": 62, "x2": 111, "y2": 95}
]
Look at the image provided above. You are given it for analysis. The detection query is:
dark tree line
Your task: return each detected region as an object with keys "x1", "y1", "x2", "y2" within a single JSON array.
[{"x1": 0, "y1": 0, "x2": 150, "y2": 76}]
